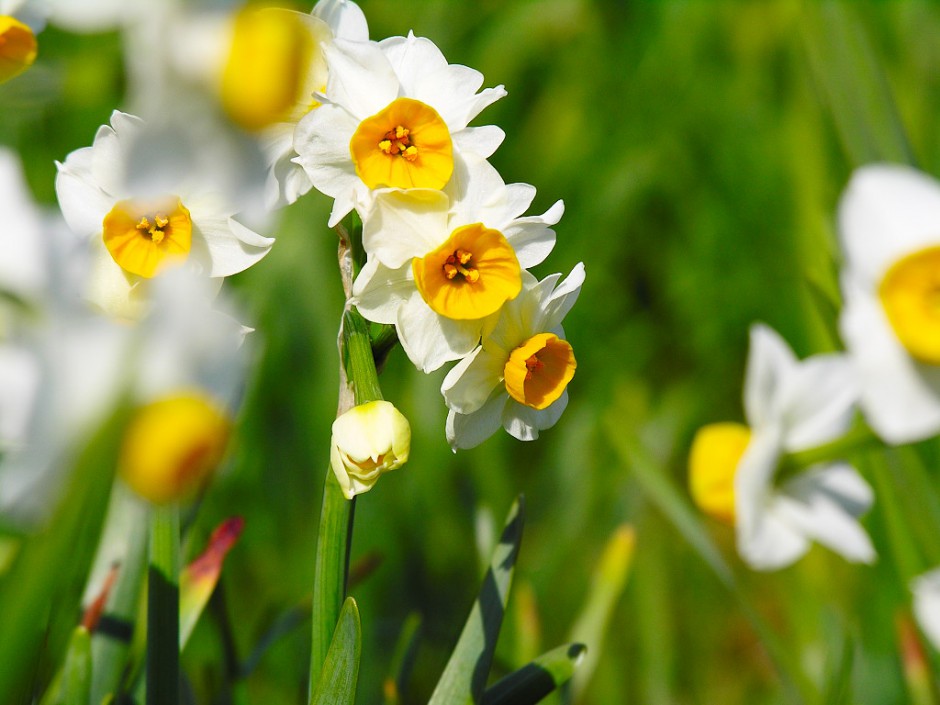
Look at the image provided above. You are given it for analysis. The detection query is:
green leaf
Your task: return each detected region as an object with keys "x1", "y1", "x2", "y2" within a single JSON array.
[
  {"x1": 567, "y1": 525, "x2": 635, "y2": 701},
  {"x1": 310, "y1": 597, "x2": 361, "y2": 705},
  {"x1": 61, "y1": 626, "x2": 92, "y2": 705},
  {"x1": 428, "y1": 497, "x2": 525, "y2": 705},
  {"x1": 482, "y1": 642, "x2": 586, "y2": 705},
  {"x1": 383, "y1": 613, "x2": 422, "y2": 705},
  {"x1": 821, "y1": 630, "x2": 854, "y2": 705},
  {"x1": 147, "y1": 504, "x2": 180, "y2": 705}
]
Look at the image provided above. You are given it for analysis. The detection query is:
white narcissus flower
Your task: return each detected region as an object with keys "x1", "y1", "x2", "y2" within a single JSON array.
[
  {"x1": 55, "y1": 110, "x2": 274, "y2": 319},
  {"x1": 293, "y1": 30, "x2": 506, "y2": 226},
  {"x1": 913, "y1": 568, "x2": 940, "y2": 652},
  {"x1": 330, "y1": 400, "x2": 411, "y2": 499},
  {"x1": 838, "y1": 164, "x2": 940, "y2": 444},
  {"x1": 688, "y1": 324, "x2": 875, "y2": 571},
  {"x1": 441, "y1": 263, "x2": 583, "y2": 449},
  {"x1": 353, "y1": 155, "x2": 563, "y2": 372}
]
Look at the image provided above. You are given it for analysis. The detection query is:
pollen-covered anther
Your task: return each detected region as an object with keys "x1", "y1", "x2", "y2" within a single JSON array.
[
  {"x1": 378, "y1": 125, "x2": 418, "y2": 161},
  {"x1": 443, "y1": 249, "x2": 479, "y2": 282},
  {"x1": 135, "y1": 212, "x2": 170, "y2": 245}
]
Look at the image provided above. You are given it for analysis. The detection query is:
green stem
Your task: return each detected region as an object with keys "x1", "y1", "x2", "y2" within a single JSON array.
[
  {"x1": 147, "y1": 503, "x2": 180, "y2": 705},
  {"x1": 778, "y1": 421, "x2": 881, "y2": 481},
  {"x1": 309, "y1": 307, "x2": 383, "y2": 702}
]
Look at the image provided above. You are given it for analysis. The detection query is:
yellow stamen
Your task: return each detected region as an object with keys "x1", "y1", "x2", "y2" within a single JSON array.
[
  {"x1": 688, "y1": 422, "x2": 750, "y2": 525},
  {"x1": 0, "y1": 16, "x2": 37, "y2": 85},
  {"x1": 350, "y1": 97, "x2": 453, "y2": 190},
  {"x1": 119, "y1": 393, "x2": 232, "y2": 505},
  {"x1": 880, "y1": 246, "x2": 940, "y2": 365},
  {"x1": 412, "y1": 223, "x2": 521, "y2": 320},
  {"x1": 103, "y1": 197, "x2": 192, "y2": 278},
  {"x1": 504, "y1": 333, "x2": 576, "y2": 410}
]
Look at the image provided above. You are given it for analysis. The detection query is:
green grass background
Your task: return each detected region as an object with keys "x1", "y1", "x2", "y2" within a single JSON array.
[{"x1": 5, "y1": 1, "x2": 940, "y2": 703}]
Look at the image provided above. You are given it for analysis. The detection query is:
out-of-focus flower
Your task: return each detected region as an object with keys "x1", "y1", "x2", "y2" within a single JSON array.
[
  {"x1": 353, "y1": 155, "x2": 562, "y2": 372},
  {"x1": 913, "y1": 568, "x2": 940, "y2": 652},
  {"x1": 119, "y1": 392, "x2": 232, "y2": 504},
  {"x1": 441, "y1": 264, "x2": 583, "y2": 450},
  {"x1": 688, "y1": 324, "x2": 875, "y2": 570},
  {"x1": 838, "y1": 164, "x2": 940, "y2": 444},
  {"x1": 0, "y1": 13, "x2": 36, "y2": 83},
  {"x1": 55, "y1": 111, "x2": 274, "y2": 319},
  {"x1": 330, "y1": 400, "x2": 410, "y2": 499},
  {"x1": 294, "y1": 31, "x2": 506, "y2": 226}
]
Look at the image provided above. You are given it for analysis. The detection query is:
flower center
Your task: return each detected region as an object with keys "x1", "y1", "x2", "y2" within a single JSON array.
[
  {"x1": 412, "y1": 223, "x2": 521, "y2": 320},
  {"x1": 688, "y1": 422, "x2": 751, "y2": 525},
  {"x1": 119, "y1": 393, "x2": 232, "y2": 505},
  {"x1": 879, "y1": 246, "x2": 940, "y2": 365},
  {"x1": 102, "y1": 197, "x2": 192, "y2": 279},
  {"x1": 222, "y1": 7, "x2": 318, "y2": 131},
  {"x1": 350, "y1": 97, "x2": 453, "y2": 190},
  {"x1": 503, "y1": 333, "x2": 576, "y2": 410},
  {"x1": 0, "y1": 16, "x2": 37, "y2": 85}
]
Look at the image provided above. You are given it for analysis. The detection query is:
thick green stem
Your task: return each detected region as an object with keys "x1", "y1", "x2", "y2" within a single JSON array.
[
  {"x1": 147, "y1": 503, "x2": 180, "y2": 705},
  {"x1": 778, "y1": 421, "x2": 881, "y2": 482}
]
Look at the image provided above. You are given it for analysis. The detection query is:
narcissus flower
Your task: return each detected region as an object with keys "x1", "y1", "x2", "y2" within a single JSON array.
[
  {"x1": 55, "y1": 111, "x2": 274, "y2": 318},
  {"x1": 293, "y1": 31, "x2": 506, "y2": 225},
  {"x1": 330, "y1": 400, "x2": 410, "y2": 499},
  {"x1": 441, "y1": 264, "x2": 583, "y2": 449},
  {"x1": 354, "y1": 156, "x2": 562, "y2": 372},
  {"x1": 838, "y1": 164, "x2": 940, "y2": 444},
  {"x1": 689, "y1": 324, "x2": 874, "y2": 570},
  {"x1": 0, "y1": 13, "x2": 36, "y2": 84}
]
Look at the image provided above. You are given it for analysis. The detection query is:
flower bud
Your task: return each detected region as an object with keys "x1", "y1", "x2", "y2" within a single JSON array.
[
  {"x1": 330, "y1": 400, "x2": 410, "y2": 499},
  {"x1": 119, "y1": 393, "x2": 232, "y2": 504}
]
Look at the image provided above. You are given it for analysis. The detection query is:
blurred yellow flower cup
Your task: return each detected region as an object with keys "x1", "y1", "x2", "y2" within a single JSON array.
[
  {"x1": 119, "y1": 393, "x2": 232, "y2": 504},
  {"x1": 330, "y1": 400, "x2": 410, "y2": 499}
]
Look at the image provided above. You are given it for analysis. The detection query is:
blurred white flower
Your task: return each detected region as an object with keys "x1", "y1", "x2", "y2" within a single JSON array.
[
  {"x1": 293, "y1": 30, "x2": 506, "y2": 226},
  {"x1": 913, "y1": 568, "x2": 940, "y2": 652},
  {"x1": 689, "y1": 324, "x2": 875, "y2": 570},
  {"x1": 353, "y1": 155, "x2": 562, "y2": 372},
  {"x1": 330, "y1": 400, "x2": 410, "y2": 499},
  {"x1": 441, "y1": 264, "x2": 583, "y2": 449},
  {"x1": 839, "y1": 164, "x2": 940, "y2": 444},
  {"x1": 55, "y1": 110, "x2": 274, "y2": 319}
]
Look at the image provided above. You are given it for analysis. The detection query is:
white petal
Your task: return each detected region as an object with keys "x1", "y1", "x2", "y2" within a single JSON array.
[
  {"x1": 743, "y1": 324, "x2": 797, "y2": 429},
  {"x1": 441, "y1": 345, "x2": 505, "y2": 415},
  {"x1": 396, "y1": 299, "x2": 481, "y2": 373},
  {"x1": 363, "y1": 189, "x2": 450, "y2": 267},
  {"x1": 502, "y1": 392, "x2": 569, "y2": 442},
  {"x1": 453, "y1": 125, "x2": 505, "y2": 160},
  {"x1": 312, "y1": 0, "x2": 369, "y2": 41},
  {"x1": 85, "y1": 240, "x2": 145, "y2": 320},
  {"x1": 913, "y1": 568, "x2": 940, "y2": 651},
  {"x1": 352, "y1": 259, "x2": 415, "y2": 325},
  {"x1": 324, "y1": 38, "x2": 398, "y2": 118},
  {"x1": 55, "y1": 156, "x2": 113, "y2": 238},
  {"x1": 539, "y1": 262, "x2": 586, "y2": 331},
  {"x1": 840, "y1": 280, "x2": 940, "y2": 443},
  {"x1": 0, "y1": 151, "x2": 44, "y2": 296},
  {"x1": 446, "y1": 391, "x2": 509, "y2": 450},
  {"x1": 779, "y1": 353, "x2": 857, "y2": 451},
  {"x1": 505, "y1": 202, "x2": 563, "y2": 270},
  {"x1": 0, "y1": 344, "x2": 40, "y2": 448},
  {"x1": 380, "y1": 33, "x2": 449, "y2": 98},
  {"x1": 192, "y1": 215, "x2": 274, "y2": 278},
  {"x1": 839, "y1": 164, "x2": 940, "y2": 288}
]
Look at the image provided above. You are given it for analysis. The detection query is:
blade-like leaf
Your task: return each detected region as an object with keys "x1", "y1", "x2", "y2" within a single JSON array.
[
  {"x1": 482, "y1": 642, "x2": 586, "y2": 705},
  {"x1": 383, "y1": 613, "x2": 422, "y2": 705},
  {"x1": 62, "y1": 626, "x2": 92, "y2": 705},
  {"x1": 429, "y1": 497, "x2": 525, "y2": 705},
  {"x1": 310, "y1": 597, "x2": 361, "y2": 705}
]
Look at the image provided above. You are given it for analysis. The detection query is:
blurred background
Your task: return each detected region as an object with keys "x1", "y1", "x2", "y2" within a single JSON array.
[{"x1": 5, "y1": 1, "x2": 940, "y2": 703}]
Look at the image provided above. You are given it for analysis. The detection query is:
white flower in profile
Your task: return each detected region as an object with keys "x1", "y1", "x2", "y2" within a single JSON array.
[
  {"x1": 441, "y1": 264, "x2": 583, "y2": 450},
  {"x1": 913, "y1": 568, "x2": 940, "y2": 652},
  {"x1": 353, "y1": 155, "x2": 562, "y2": 372},
  {"x1": 293, "y1": 30, "x2": 506, "y2": 226},
  {"x1": 55, "y1": 110, "x2": 274, "y2": 319},
  {"x1": 838, "y1": 164, "x2": 940, "y2": 444},
  {"x1": 688, "y1": 324, "x2": 875, "y2": 571}
]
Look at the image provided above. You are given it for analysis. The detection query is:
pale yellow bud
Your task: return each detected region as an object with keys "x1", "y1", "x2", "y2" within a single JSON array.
[{"x1": 330, "y1": 400, "x2": 410, "y2": 499}]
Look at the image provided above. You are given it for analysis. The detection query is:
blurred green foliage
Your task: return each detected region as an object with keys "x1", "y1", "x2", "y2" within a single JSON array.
[{"x1": 6, "y1": 1, "x2": 940, "y2": 703}]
